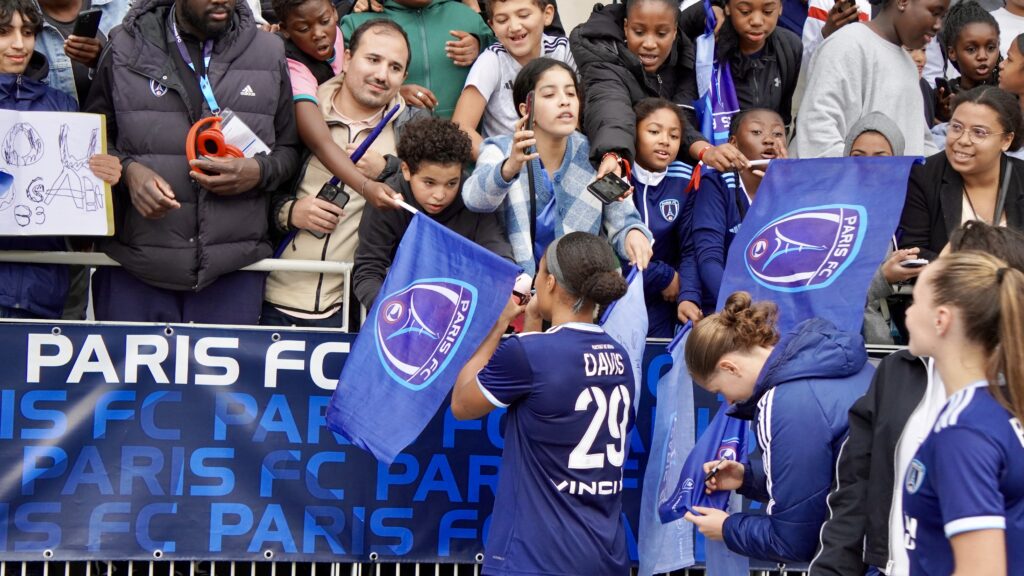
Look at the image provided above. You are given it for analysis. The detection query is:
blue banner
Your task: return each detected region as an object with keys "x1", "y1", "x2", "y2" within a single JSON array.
[
  {"x1": 327, "y1": 214, "x2": 520, "y2": 464},
  {"x1": 693, "y1": 0, "x2": 740, "y2": 146},
  {"x1": 638, "y1": 327, "x2": 694, "y2": 576},
  {"x1": 600, "y1": 268, "x2": 648, "y2": 415},
  {"x1": 717, "y1": 157, "x2": 919, "y2": 332}
]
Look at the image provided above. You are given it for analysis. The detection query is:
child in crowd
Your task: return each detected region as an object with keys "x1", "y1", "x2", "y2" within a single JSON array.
[
  {"x1": 999, "y1": 32, "x2": 1024, "y2": 160},
  {"x1": 794, "y1": 0, "x2": 948, "y2": 157},
  {"x1": 0, "y1": 0, "x2": 120, "y2": 320},
  {"x1": 341, "y1": 0, "x2": 496, "y2": 119},
  {"x1": 627, "y1": 98, "x2": 696, "y2": 337},
  {"x1": 934, "y1": 0, "x2": 1000, "y2": 125},
  {"x1": 452, "y1": 231, "x2": 635, "y2": 576},
  {"x1": 462, "y1": 57, "x2": 653, "y2": 280},
  {"x1": 682, "y1": 109, "x2": 786, "y2": 315},
  {"x1": 275, "y1": 0, "x2": 403, "y2": 210},
  {"x1": 452, "y1": 0, "x2": 575, "y2": 158},
  {"x1": 680, "y1": 0, "x2": 802, "y2": 131},
  {"x1": 352, "y1": 117, "x2": 513, "y2": 309},
  {"x1": 571, "y1": 0, "x2": 723, "y2": 180}
]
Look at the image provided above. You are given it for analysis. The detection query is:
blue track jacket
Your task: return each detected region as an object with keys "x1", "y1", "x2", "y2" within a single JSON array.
[{"x1": 723, "y1": 318, "x2": 873, "y2": 563}]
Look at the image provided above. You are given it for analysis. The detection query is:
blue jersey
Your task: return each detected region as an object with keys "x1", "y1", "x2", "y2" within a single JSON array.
[
  {"x1": 476, "y1": 323, "x2": 635, "y2": 576},
  {"x1": 903, "y1": 382, "x2": 1024, "y2": 575}
]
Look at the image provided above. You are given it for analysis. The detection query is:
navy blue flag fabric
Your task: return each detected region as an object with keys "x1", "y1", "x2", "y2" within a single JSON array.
[
  {"x1": 327, "y1": 213, "x2": 521, "y2": 464},
  {"x1": 659, "y1": 401, "x2": 749, "y2": 522},
  {"x1": 693, "y1": 0, "x2": 740, "y2": 146},
  {"x1": 600, "y1": 268, "x2": 648, "y2": 414},
  {"x1": 638, "y1": 326, "x2": 695, "y2": 576},
  {"x1": 716, "y1": 157, "x2": 920, "y2": 333}
]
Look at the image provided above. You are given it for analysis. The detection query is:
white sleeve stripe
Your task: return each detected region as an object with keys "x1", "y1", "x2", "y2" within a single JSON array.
[
  {"x1": 476, "y1": 375, "x2": 509, "y2": 409},
  {"x1": 944, "y1": 516, "x2": 1006, "y2": 538},
  {"x1": 757, "y1": 388, "x2": 777, "y2": 515}
]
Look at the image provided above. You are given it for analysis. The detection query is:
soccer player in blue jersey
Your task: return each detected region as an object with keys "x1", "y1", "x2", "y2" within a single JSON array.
[
  {"x1": 901, "y1": 251, "x2": 1024, "y2": 575},
  {"x1": 452, "y1": 231, "x2": 635, "y2": 576}
]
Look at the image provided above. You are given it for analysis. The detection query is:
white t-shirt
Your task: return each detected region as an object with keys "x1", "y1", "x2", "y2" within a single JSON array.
[
  {"x1": 463, "y1": 34, "x2": 577, "y2": 140},
  {"x1": 993, "y1": 8, "x2": 1024, "y2": 57}
]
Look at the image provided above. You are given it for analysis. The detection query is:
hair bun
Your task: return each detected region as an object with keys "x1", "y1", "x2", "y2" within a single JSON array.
[
  {"x1": 718, "y1": 291, "x2": 779, "y2": 347},
  {"x1": 578, "y1": 270, "x2": 628, "y2": 307}
]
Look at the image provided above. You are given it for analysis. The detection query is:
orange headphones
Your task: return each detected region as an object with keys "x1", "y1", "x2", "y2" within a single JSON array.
[{"x1": 186, "y1": 116, "x2": 244, "y2": 174}]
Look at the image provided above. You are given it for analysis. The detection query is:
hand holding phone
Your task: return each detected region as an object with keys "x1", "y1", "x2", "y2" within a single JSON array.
[
  {"x1": 587, "y1": 172, "x2": 631, "y2": 204},
  {"x1": 899, "y1": 258, "x2": 929, "y2": 268}
]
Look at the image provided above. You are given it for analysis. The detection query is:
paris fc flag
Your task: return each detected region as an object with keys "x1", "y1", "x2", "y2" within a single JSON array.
[
  {"x1": 717, "y1": 157, "x2": 920, "y2": 333},
  {"x1": 659, "y1": 401, "x2": 749, "y2": 522},
  {"x1": 600, "y1": 267, "x2": 647, "y2": 415},
  {"x1": 638, "y1": 326, "x2": 695, "y2": 576},
  {"x1": 326, "y1": 213, "x2": 521, "y2": 464}
]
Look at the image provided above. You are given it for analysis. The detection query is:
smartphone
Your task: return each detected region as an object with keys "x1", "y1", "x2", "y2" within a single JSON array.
[
  {"x1": 72, "y1": 8, "x2": 103, "y2": 38},
  {"x1": 524, "y1": 90, "x2": 535, "y2": 153},
  {"x1": 934, "y1": 77, "x2": 951, "y2": 94},
  {"x1": 587, "y1": 172, "x2": 631, "y2": 204},
  {"x1": 310, "y1": 181, "x2": 350, "y2": 239},
  {"x1": 900, "y1": 258, "x2": 929, "y2": 268}
]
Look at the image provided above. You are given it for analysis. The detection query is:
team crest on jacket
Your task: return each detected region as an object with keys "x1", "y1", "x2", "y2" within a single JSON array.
[
  {"x1": 659, "y1": 199, "x2": 680, "y2": 222},
  {"x1": 375, "y1": 279, "x2": 477, "y2": 391},
  {"x1": 716, "y1": 436, "x2": 741, "y2": 462},
  {"x1": 744, "y1": 204, "x2": 867, "y2": 292},
  {"x1": 905, "y1": 459, "x2": 926, "y2": 494},
  {"x1": 150, "y1": 80, "x2": 168, "y2": 97}
]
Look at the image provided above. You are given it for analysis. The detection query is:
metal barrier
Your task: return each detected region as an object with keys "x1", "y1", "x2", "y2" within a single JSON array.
[
  {"x1": 0, "y1": 251, "x2": 354, "y2": 332},
  {"x1": 0, "y1": 562, "x2": 813, "y2": 576}
]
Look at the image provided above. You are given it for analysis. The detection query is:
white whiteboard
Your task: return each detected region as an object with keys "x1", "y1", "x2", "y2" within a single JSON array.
[{"x1": 0, "y1": 109, "x2": 113, "y2": 236}]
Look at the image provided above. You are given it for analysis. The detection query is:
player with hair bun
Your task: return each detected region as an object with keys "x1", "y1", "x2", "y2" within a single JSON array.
[
  {"x1": 682, "y1": 292, "x2": 872, "y2": 563},
  {"x1": 452, "y1": 231, "x2": 635, "y2": 576}
]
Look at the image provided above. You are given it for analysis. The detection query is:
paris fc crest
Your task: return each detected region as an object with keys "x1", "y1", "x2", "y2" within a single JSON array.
[
  {"x1": 659, "y1": 199, "x2": 680, "y2": 222},
  {"x1": 745, "y1": 204, "x2": 867, "y2": 292},
  {"x1": 375, "y1": 279, "x2": 477, "y2": 390}
]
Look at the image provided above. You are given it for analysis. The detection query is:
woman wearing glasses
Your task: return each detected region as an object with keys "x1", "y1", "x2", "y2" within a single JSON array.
[{"x1": 899, "y1": 86, "x2": 1024, "y2": 260}]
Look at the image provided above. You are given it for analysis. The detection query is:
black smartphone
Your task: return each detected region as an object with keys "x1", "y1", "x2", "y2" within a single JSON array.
[
  {"x1": 524, "y1": 90, "x2": 535, "y2": 152},
  {"x1": 934, "y1": 77, "x2": 951, "y2": 94},
  {"x1": 72, "y1": 8, "x2": 103, "y2": 38},
  {"x1": 309, "y1": 181, "x2": 350, "y2": 239},
  {"x1": 587, "y1": 172, "x2": 631, "y2": 204}
]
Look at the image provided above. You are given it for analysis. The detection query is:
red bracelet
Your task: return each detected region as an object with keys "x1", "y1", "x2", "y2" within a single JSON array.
[
  {"x1": 697, "y1": 145, "x2": 712, "y2": 162},
  {"x1": 602, "y1": 152, "x2": 630, "y2": 179}
]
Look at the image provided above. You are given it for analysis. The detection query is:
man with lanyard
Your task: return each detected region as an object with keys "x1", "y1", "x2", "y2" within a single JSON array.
[{"x1": 85, "y1": 0, "x2": 300, "y2": 324}]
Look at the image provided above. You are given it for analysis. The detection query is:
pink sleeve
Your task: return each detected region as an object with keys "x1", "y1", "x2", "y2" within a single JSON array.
[{"x1": 287, "y1": 58, "x2": 320, "y2": 102}]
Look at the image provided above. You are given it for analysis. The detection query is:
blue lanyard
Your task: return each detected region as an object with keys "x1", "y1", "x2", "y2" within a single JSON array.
[{"x1": 170, "y1": 9, "x2": 220, "y2": 114}]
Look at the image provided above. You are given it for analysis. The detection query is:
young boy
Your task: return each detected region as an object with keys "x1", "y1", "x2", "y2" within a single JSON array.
[
  {"x1": 352, "y1": 117, "x2": 514, "y2": 309},
  {"x1": 341, "y1": 0, "x2": 496, "y2": 119},
  {"x1": 452, "y1": 0, "x2": 575, "y2": 158}
]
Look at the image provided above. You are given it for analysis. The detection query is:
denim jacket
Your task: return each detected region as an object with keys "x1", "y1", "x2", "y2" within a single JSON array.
[{"x1": 33, "y1": 0, "x2": 130, "y2": 102}]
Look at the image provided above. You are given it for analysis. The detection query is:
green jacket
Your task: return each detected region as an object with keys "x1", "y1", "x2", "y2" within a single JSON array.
[{"x1": 341, "y1": 0, "x2": 495, "y2": 118}]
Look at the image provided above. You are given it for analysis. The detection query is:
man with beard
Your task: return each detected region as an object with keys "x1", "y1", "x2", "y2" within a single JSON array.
[
  {"x1": 261, "y1": 18, "x2": 427, "y2": 328},
  {"x1": 85, "y1": 0, "x2": 300, "y2": 324}
]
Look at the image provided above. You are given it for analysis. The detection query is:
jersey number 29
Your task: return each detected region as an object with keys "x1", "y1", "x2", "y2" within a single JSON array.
[{"x1": 568, "y1": 385, "x2": 631, "y2": 470}]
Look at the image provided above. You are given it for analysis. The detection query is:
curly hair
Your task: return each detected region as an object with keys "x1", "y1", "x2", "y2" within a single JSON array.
[
  {"x1": 272, "y1": 0, "x2": 326, "y2": 26},
  {"x1": 396, "y1": 117, "x2": 473, "y2": 174},
  {"x1": 684, "y1": 291, "x2": 781, "y2": 384}
]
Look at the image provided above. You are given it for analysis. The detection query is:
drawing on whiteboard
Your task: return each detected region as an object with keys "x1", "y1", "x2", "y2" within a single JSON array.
[
  {"x1": 40, "y1": 125, "x2": 102, "y2": 211},
  {"x1": 2, "y1": 123, "x2": 44, "y2": 166},
  {"x1": 13, "y1": 204, "x2": 30, "y2": 227}
]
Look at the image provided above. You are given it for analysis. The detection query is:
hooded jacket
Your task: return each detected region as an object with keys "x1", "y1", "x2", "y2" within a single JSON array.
[
  {"x1": 340, "y1": 0, "x2": 495, "y2": 119},
  {"x1": 570, "y1": 3, "x2": 704, "y2": 167},
  {"x1": 353, "y1": 170, "x2": 514, "y2": 309},
  {"x1": 723, "y1": 318, "x2": 873, "y2": 563},
  {"x1": 0, "y1": 53, "x2": 77, "y2": 318},
  {"x1": 85, "y1": 0, "x2": 300, "y2": 291}
]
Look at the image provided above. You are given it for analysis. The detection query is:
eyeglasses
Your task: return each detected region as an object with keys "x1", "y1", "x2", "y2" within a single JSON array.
[{"x1": 948, "y1": 122, "x2": 1009, "y2": 144}]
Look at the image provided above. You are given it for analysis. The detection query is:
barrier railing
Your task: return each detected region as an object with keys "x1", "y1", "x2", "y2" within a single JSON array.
[{"x1": 0, "y1": 252, "x2": 354, "y2": 332}]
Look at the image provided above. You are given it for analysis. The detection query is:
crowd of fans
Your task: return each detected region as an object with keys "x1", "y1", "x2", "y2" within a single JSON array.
[{"x1": 1, "y1": 0, "x2": 1024, "y2": 573}]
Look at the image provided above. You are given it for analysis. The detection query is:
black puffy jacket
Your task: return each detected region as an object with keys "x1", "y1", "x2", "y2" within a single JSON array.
[
  {"x1": 86, "y1": 0, "x2": 300, "y2": 291},
  {"x1": 570, "y1": 3, "x2": 703, "y2": 167},
  {"x1": 808, "y1": 350, "x2": 929, "y2": 575}
]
